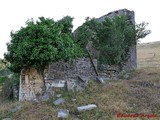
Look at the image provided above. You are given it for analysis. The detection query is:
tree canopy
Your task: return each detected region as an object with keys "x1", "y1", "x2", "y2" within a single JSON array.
[
  {"x1": 74, "y1": 14, "x2": 151, "y2": 66},
  {"x1": 4, "y1": 16, "x2": 84, "y2": 73}
]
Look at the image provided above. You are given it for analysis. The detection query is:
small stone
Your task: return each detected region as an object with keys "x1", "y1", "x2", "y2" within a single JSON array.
[
  {"x1": 72, "y1": 99, "x2": 76, "y2": 102},
  {"x1": 66, "y1": 79, "x2": 77, "y2": 91},
  {"x1": 67, "y1": 78, "x2": 87, "y2": 92},
  {"x1": 42, "y1": 93, "x2": 49, "y2": 101},
  {"x1": 103, "y1": 77, "x2": 110, "y2": 81},
  {"x1": 53, "y1": 98, "x2": 65, "y2": 105},
  {"x1": 57, "y1": 109, "x2": 69, "y2": 119},
  {"x1": 78, "y1": 76, "x2": 88, "y2": 82},
  {"x1": 2, "y1": 118, "x2": 11, "y2": 120},
  {"x1": 96, "y1": 76, "x2": 105, "y2": 84},
  {"x1": 74, "y1": 118, "x2": 81, "y2": 120},
  {"x1": 77, "y1": 104, "x2": 97, "y2": 112},
  {"x1": 56, "y1": 94, "x2": 62, "y2": 98},
  {"x1": 11, "y1": 105, "x2": 22, "y2": 113},
  {"x1": 124, "y1": 74, "x2": 130, "y2": 79},
  {"x1": 52, "y1": 80, "x2": 66, "y2": 88}
]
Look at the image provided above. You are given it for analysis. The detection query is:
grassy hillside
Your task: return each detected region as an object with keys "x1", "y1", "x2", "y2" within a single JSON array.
[
  {"x1": 0, "y1": 41, "x2": 160, "y2": 120},
  {"x1": 137, "y1": 41, "x2": 160, "y2": 68}
]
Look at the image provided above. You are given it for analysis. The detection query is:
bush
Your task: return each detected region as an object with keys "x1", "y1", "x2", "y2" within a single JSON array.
[
  {"x1": 0, "y1": 68, "x2": 12, "y2": 77},
  {"x1": 1, "y1": 78, "x2": 13, "y2": 100},
  {"x1": 1, "y1": 74, "x2": 20, "y2": 100},
  {"x1": 0, "y1": 76, "x2": 8, "y2": 86}
]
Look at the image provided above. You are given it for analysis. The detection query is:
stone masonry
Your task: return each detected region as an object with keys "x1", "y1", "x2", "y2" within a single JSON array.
[
  {"x1": 96, "y1": 9, "x2": 137, "y2": 71},
  {"x1": 19, "y1": 58, "x2": 97, "y2": 101},
  {"x1": 19, "y1": 9, "x2": 137, "y2": 101},
  {"x1": 19, "y1": 68, "x2": 44, "y2": 101},
  {"x1": 45, "y1": 58, "x2": 97, "y2": 90}
]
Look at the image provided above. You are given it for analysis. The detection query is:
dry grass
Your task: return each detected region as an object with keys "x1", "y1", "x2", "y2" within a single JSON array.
[
  {"x1": 137, "y1": 41, "x2": 160, "y2": 68},
  {"x1": 0, "y1": 41, "x2": 160, "y2": 120}
]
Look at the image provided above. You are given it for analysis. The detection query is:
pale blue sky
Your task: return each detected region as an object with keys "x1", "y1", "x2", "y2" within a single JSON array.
[{"x1": 0, "y1": 0, "x2": 159, "y2": 58}]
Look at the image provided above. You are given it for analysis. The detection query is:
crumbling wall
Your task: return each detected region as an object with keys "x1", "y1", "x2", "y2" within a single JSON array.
[
  {"x1": 45, "y1": 58, "x2": 97, "y2": 89},
  {"x1": 19, "y1": 68, "x2": 44, "y2": 101},
  {"x1": 19, "y1": 9, "x2": 137, "y2": 101},
  {"x1": 19, "y1": 58, "x2": 97, "y2": 101},
  {"x1": 96, "y1": 9, "x2": 137, "y2": 71}
]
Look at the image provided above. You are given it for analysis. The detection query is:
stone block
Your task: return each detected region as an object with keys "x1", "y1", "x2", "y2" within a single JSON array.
[
  {"x1": 11, "y1": 105, "x2": 22, "y2": 113},
  {"x1": 57, "y1": 109, "x2": 69, "y2": 119},
  {"x1": 2, "y1": 118, "x2": 11, "y2": 120},
  {"x1": 96, "y1": 76, "x2": 105, "y2": 84},
  {"x1": 56, "y1": 94, "x2": 62, "y2": 98},
  {"x1": 53, "y1": 98, "x2": 65, "y2": 105},
  {"x1": 52, "y1": 80, "x2": 66, "y2": 88},
  {"x1": 77, "y1": 104, "x2": 97, "y2": 112},
  {"x1": 41, "y1": 92, "x2": 49, "y2": 101},
  {"x1": 67, "y1": 79, "x2": 86, "y2": 92}
]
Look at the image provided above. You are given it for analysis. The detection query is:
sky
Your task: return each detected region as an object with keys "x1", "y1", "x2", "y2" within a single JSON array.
[{"x1": 0, "y1": 0, "x2": 160, "y2": 59}]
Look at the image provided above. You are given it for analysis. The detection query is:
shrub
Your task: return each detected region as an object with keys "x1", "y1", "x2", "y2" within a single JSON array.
[
  {"x1": 1, "y1": 74, "x2": 20, "y2": 100},
  {"x1": 0, "y1": 76, "x2": 8, "y2": 86},
  {"x1": 1, "y1": 78, "x2": 13, "y2": 100}
]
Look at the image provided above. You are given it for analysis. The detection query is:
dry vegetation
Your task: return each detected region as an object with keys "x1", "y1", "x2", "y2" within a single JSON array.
[
  {"x1": 137, "y1": 41, "x2": 160, "y2": 68},
  {"x1": 0, "y1": 41, "x2": 160, "y2": 120}
]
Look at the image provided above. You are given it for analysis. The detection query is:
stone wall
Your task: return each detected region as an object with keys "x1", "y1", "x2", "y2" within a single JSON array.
[
  {"x1": 19, "y1": 58, "x2": 97, "y2": 101},
  {"x1": 19, "y1": 9, "x2": 137, "y2": 101},
  {"x1": 96, "y1": 9, "x2": 137, "y2": 71},
  {"x1": 45, "y1": 58, "x2": 97, "y2": 90},
  {"x1": 19, "y1": 68, "x2": 44, "y2": 101}
]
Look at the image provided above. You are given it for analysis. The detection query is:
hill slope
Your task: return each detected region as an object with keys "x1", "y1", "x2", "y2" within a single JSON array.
[{"x1": 0, "y1": 41, "x2": 160, "y2": 120}]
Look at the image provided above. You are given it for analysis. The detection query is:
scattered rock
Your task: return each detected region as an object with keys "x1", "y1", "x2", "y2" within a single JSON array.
[
  {"x1": 138, "y1": 81, "x2": 154, "y2": 88},
  {"x1": 53, "y1": 98, "x2": 65, "y2": 105},
  {"x1": 74, "y1": 118, "x2": 81, "y2": 120},
  {"x1": 118, "y1": 70, "x2": 130, "y2": 79},
  {"x1": 103, "y1": 77, "x2": 110, "y2": 81},
  {"x1": 148, "y1": 72, "x2": 157, "y2": 75},
  {"x1": 41, "y1": 92, "x2": 49, "y2": 101},
  {"x1": 57, "y1": 109, "x2": 69, "y2": 119},
  {"x1": 71, "y1": 98, "x2": 76, "y2": 102},
  {"x1": 56, "y1": 94, "x2": 62, "y2": 98},
  {"x1": 77, "y1": 104, "x2": 97, "y2": 112},
  {"x1": 41, "y1": 87, "x2": 55, "y2": 101},
  {"x1": 77, "y1": 76, "x2": 89, "y2": 82},
  {"x1": 67, "y1": 79, "x2": 86, "y2": 92},
  {"x1": 67, "y1": 79, "x2": 77, "y2": 91},
  {"x1": 2, "y1": 118, "x2": 11, "y2": 120},
  {"x1": 96, "y1": 76, "x2": 105, "y2": 84},
  {"x1": 11, "y1": 105, "x2": 22, "y2": 113},
  {"x1": 13, "y1": 85, "x2": 19, "y2": 99},
  {"x1": 123, "y1": 74, "x2": 130, "y2": 79},
  {"x1": 52, "y1": 80, "x2": 66, "y2": 88}
]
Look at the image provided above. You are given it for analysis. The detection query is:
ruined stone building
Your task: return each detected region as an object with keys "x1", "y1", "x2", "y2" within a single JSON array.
[{"x1": 19, "y1": 9, "x2": 137, "y2": 101}]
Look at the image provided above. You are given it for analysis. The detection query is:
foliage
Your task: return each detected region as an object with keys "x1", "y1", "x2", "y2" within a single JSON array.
[
  {"x1": 0, "y1": 76, "x2": 8, "y2": 86},
  {"x1": 0, "y1": 68, "x2": 12, "y2": 77},
  {"x1": 95, "y1": 15, "x2": 136, "y2": 65},
  {"x1": 0, "y1": 59, "x2": 6, "y2": 70},
  {"x1": 4, "y1": 16, "x2": 84, "y2": 73},
  {"x1": 136, "y1": 22, "x2": 151, "y2": 40},
  {"x1": 1, "y1": 77, "x2": 13, "y2": 100},
  {"x1": 74, "y1": 17, "x2": 101, "y2": 48},
  {"x1": 1, "y1": 73, "x2": 20, "y2": 100},
  {"x1": 74, "y1": 14, "x2": 151, "y2": 66}
]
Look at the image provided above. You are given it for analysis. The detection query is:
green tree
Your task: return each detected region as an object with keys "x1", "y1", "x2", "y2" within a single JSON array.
[
  {"x1": 74, "y1": 15, "x2": 151, "y2": 67},
  {"x1": 4, "y1": 16, "x2": 84, "y2": 74}
]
